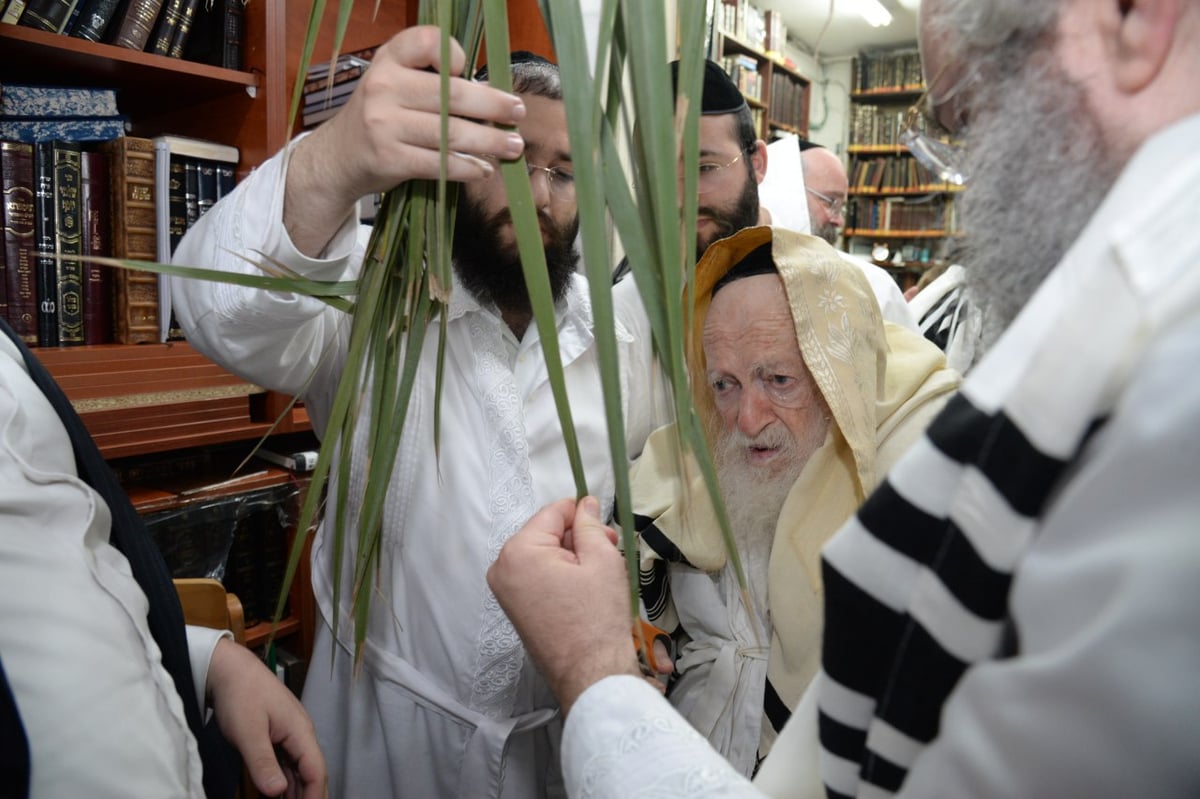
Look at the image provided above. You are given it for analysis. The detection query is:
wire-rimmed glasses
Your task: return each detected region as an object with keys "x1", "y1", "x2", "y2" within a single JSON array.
[
  {"x1": 899, "y1": 68, "x2": 970, "y2": 186},
  {"x1": 805, "y1": 186, "x2": 847, "y2": 218}
]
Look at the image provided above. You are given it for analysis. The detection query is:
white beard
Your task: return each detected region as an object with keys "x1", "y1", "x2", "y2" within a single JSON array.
[{"x1": 713, "y1": 417, "x2": 829, "y2": 615}]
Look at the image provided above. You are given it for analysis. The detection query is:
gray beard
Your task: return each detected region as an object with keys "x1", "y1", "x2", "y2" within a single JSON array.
[
  {"x1": 712, "y1": 417, "x2": 829, "y2": 606},
  {"x1": 958, "y1": 51, "x2": 1119, "y2": 350}
]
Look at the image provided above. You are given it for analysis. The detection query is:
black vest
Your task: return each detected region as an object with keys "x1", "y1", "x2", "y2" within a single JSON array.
[{"x1": 0, "y1": 318, "x2": 237, "y2": 798}]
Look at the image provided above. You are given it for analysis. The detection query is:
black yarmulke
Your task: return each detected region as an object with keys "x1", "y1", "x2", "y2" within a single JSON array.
[
  {"x1": 670, "y1": 59, "x2": 748, "y2": 116},
  {"x1": 711, "y1": 241, "x2": 777, "y2": 295}
]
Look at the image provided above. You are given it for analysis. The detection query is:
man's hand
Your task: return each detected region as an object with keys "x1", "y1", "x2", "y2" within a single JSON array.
[
  {"x1": 488, "y1": 497, "x2": 643, "y2": 715},
  {"x1": 207, "y1": 638, "x2": 327, "y2": 798},
  {"x1": 285, "y1": 25, "x2": 528, "y2": 255}
]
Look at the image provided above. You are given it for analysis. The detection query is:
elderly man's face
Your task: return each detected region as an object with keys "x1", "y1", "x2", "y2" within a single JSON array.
[{"x1": 703, "y1": 274, "x2": 829, "y2": 480}]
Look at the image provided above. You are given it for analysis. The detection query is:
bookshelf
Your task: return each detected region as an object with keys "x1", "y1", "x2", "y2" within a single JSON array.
[
  {"x1": 711, "y1": 27, "x2": 810, "y2": 140},
  {"x1": 2, "y1": 0, "x2": 558, "y2": 677},
  {"x1": 1, "y1": 0, "x2": 311, "y2": 666},
  {"x1": 845, "y1": 48, "x2": 959, "y2": 277}
]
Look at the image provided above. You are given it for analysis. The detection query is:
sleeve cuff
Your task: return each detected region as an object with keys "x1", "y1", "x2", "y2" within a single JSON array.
[{"x1": 185, "y1": 624, "x2": 234, "y2": 713}]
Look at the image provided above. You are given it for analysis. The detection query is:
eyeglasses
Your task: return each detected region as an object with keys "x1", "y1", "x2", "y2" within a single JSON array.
[
  {"x1": 805, "y1": 186, "x2": 847, "y2": 218},
  {"x1": 484, "y1": 157, "x2": 576, "y2": 199},
  {"x1": 523, "y1": 162, "x2": 575, "y2": 197},
  {"x1": 695, "y1": 151, "x2": 748, "y2": 195},
  {"x1": 899, "y1": 65, "x2": 970, "y2": 186}
]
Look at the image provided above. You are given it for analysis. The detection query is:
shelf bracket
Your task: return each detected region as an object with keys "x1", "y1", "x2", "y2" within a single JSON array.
[{"x1": 245, "y1": 86, "x2": 257, "y2": 99}]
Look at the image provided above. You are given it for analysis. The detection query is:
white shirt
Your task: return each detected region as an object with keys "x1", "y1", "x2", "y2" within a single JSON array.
[
  {"x1": 171, "y1": 144, "x2": 665, "y2": 797},
  {"x1": 0, "y1": 334, "x2": 226, "y2": 799},
  {"x1": 560, "y1": 113, "x2": 1200, "y2": 799}
]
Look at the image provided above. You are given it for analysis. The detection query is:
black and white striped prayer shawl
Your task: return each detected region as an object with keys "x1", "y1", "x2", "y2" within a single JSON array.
[{"x1": 816, "y1": 391, "x2": 1105, "y2": 798}]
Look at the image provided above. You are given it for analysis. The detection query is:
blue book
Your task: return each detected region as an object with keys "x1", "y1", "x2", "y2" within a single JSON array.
[
  {"x1": 0, "y1": 83, "x2": 120, "y2": 118},
  {"x1": 0, "y1": 116, "x2": 129, "y2": 143}
]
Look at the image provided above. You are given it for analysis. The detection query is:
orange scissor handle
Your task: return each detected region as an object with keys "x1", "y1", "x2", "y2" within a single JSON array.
[{"x1": 633, "y1": 618, "x2": 673, "y2": 676}]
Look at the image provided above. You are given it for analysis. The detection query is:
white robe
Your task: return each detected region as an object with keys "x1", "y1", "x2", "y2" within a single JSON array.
[{"x1": 171, "y1": 145, "x2": 665, "y2": 797}]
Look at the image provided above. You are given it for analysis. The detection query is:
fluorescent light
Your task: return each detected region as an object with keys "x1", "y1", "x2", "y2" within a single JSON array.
[
  {"x1": 896, "y1": 0, "x2": 921, "y2": 11},
  {"x1": 851, "y1": 0, "x2": 894, "y2": 27}
]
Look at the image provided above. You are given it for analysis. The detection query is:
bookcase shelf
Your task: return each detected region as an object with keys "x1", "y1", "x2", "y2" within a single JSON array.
[
  {"x1": 712, "y1": 27, "x2": 810, "y2": 140},
  {"x1": 845, "y1": 47, "x2": 959, "y2": 272}
]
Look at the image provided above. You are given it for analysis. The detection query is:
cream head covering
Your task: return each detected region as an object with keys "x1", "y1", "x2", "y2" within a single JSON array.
[{"x1": 635, "y1": 225, "x2": 960, "y2": 733}]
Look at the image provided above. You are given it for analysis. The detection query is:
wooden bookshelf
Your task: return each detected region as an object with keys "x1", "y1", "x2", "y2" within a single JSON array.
[
  {"x1": 712, "y1": 28, "x2": 810, "y2": 139},
  {"x1": 845, "y1": 47, "x2": 959, "y2": 265}
]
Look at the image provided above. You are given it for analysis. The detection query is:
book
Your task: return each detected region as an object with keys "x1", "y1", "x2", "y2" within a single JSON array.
[
  {"x1": 32, "y1": 140, "x2": 56, "y2": 346},
  {"x1": 110, "y1": 0, "x2": 163, "y2": 51},
  {"x1": 51, "y1": 139, "x2": 84, "y2": 345},
  {"x1": 15, "y1": 0, "x2": 78, "y2": 32},
  {"x1": 0, "y1": 140, "x2": 36, "y2": 342},
  {"x1": 0, "y1": 116, "x2": 128, "y2": 144},
  {"x1": 69, "y1": 0, "x2": 121, "y2": 41},
  {"x1": 153, "y1": 134, "x2": 237, "y2": 341},
  {"x1": 99, "y1": 136, "x2": 158, "y2": 344},
  {"x1": 146, "y1": 0, "x2": 186, "y2": 56},
  {"x1": 164, "y1": 0, "x2": 199, "y2": 58},
  {"x1": 183, "y1": 0, "x2": 241, "y2": 70},
  {"x1": 80, "y1": 149, "x2": 111, "y2": 344},
  {"x1": 1, "y1": 2, "x2": 30, "y2": 25},
  {"x1": 0, "y1": 84, "x2": 120, "y2": 118}
]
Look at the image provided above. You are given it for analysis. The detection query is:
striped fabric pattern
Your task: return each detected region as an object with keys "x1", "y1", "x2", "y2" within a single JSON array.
[{"x1": 816, "y1": 390, "x2": 1099, "y2": 798}]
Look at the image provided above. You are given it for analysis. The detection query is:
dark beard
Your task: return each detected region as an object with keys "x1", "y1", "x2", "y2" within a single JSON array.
[
  {"x1": 697, "y1": 166, "x2": 761, "y2": 258},
  {"x1": 958, "y1": 49, "x2": 1118, "y2": 350},
  {"x1": 452, "y1": 195, "x2": 581, "y2": 316}
]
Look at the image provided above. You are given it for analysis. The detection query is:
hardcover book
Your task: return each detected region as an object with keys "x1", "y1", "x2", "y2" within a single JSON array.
[
  {"x1": 69, "y1": 0, "x2": 122, "y2": 41},
  {"x1": 51, "y1": 139, "x2": 84, "y2": 345},
  {"x1": 32, "y1": 141, "x2": 57, "y2": 346},
  {"x1": 146, "y1": 0, "x2": 186, "y2": 56},
  {"x1": 153, "y1": 134, "x2": 237, "y2": 342},
  {"x1": 110, "y1": 0, "x2": 163, "y2": 51},
  {"x1": 99, "y1": 135, "x2": 158, "y2": 344},
  {"x1": 0, "y1": 140, "x2": 36, "y2": 343},
  {"x1": 0, "y1": 116, "x2": 128, "y2": 144},
  {"x1": 80, "y1": 149, "x2": 111, "y2": 344},
  {"x1": 0, "y1": 84, "x2": 120, "y2": 118},
  {"x1": 15, "y1": 0, "x2": 78, "y2": 33}
]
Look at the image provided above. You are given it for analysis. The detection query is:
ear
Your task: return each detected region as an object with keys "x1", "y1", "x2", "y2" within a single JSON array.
[
  {"x1": 1112, "y1": 0, "x2": 1180, "y2": 93},
  {"x1": 750, "y1": 140, "x2": 768, "y2": 185}
]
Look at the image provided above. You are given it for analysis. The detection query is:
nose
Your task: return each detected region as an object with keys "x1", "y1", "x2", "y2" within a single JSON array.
[
  {"x1": 736, "y1": 383, "x2": 774, "y2": 438},
  {"x1": 528, "y1": 167, "x2": 552, "y2": 211},
  {"x1": 830, "y1": 207, "x2": 845, "y2": 226}
]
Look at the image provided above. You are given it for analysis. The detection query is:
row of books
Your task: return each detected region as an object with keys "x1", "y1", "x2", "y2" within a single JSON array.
[
  {"x1": 849, "y1": 104, "x2": 910, "y2": 148},
  {"x1": 1, "y1": 0, "x2": 243, "y2": 70},
  {"x1": 144, "y1": 480, "x2": 297, "y2": 627},
  {"x1": 846, "y1": 195, "x2": 957, "y2": 234},
  {"x1": 850, "y1": 155, "x2": 960, "y2": 194},
  {"x1": 720, "y1": 53, "x2": 763, "y2": 104},
  {"x1": 851, "y1": 49, "x2": 924, "y2": 95},
  {"x1": 717, "y1": 0, "x2": 767, "y2": 52},
  {"x1": 301, "y1": 46, "x2": 378, "y2": 130},
  {"x1": 768, "y1": 69, "x2": 805, "y2": 131},
  {"x1": 0, "y1": 133, "x2": 238, "y2": 347}
]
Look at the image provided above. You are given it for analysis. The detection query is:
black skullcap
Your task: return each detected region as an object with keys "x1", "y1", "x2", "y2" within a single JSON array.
[
  {"x1": 711, "y1": 241, "x2": 777, "y2": 296},
  {"x1": 473, "y1": 51, "x2": 555, "y2": 82},
  {"x1": 797, "y1": 138, "x2": 823, "y2": 152},
  {"x1": 669, "y1": 59, "x2": 748, "y2": 116}
]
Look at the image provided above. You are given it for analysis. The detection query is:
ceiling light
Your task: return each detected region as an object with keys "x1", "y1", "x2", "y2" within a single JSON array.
[
  {"x1": 851, "y1": 0, "x2": 894, "y2": 27},
  {"x1": 896, "y1": 0, "x2": 922, "y2": 11}
]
